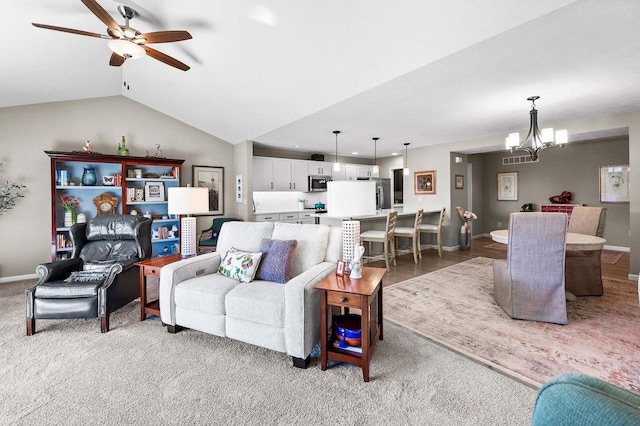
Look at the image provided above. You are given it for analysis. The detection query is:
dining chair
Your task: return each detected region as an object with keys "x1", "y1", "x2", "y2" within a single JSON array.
[
  {"x1": 418, "y1": 207, "x2": 446, "y2": 257},
  {"x1": 565, "y1": 206, "x2": 607, "y2": 296},
  {"x1": 394, "y1": 209, "x2": 424, "y2": 264},
  {"x1": 360, "y1": 210, "x2": 398, "y2": 271},
  {"x1": 493, "y1": 212, "x2": 568, "y2": 324}
]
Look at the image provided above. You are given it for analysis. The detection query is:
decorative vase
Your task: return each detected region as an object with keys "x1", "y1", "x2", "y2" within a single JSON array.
[
  {"x1": 63, "y1": 210, "x2": 76, "y2": 227},
  {"x1": 118, "y1": 136, "x2": 129, "y2": 156},
  {"x1": 81, "y1": 167, "x2": 96, "y2": 186},
  {"x1": 460, "y1": 223, "x2": 471, "y2": 250}
]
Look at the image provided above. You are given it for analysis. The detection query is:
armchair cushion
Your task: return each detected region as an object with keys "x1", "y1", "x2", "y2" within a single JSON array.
[
  {"x1": 255, "y1": 238, "x2": 297, "y2": 283},
  {"x1": 218, "y1": 247, "x2": 263, "y2": 283},
  {"x1": 34, "y1": 280, "x2": 103, "y2": 298}
]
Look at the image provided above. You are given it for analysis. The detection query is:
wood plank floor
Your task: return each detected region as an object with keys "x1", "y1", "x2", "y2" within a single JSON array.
[{"x1": 365, "y1": 236, "x2": 632, "y2": 286}]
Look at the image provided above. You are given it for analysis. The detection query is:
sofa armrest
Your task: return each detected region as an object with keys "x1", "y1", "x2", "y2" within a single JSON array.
[
  {"x1": 159, "y1": 252, "x2": 222, "y2": 325},
  {"x1": 284, "y1": 261, "x2": 335, "y2": 359}
]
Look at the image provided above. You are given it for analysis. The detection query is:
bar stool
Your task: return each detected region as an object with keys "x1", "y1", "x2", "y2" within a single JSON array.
[
  {"x1": 360, "y1": 210, "x2": 398, "y2": 271},
  {"x1": 394, "y1": 209, "x2": 424, "y2": 263},
  {"x1": 418, "y1": 207, "x2": 446, "y2": 257}
]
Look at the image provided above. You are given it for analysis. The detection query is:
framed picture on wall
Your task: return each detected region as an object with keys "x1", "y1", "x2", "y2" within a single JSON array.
[
  {"x1": 414, "y1": 170, "x2": 436, "y2": 194},
  {"x1": 193, "y1": 165, "x2": 224, "y2": 215},
  {"x1": 497, "y1": 172, "x2": 518, "y2": 201},
  {"x1": 455, "y1": 175, "x2": 464, "y2": 189},
  {"x1": 600, "y1": 165, "x2": 629, "y2": 203}
]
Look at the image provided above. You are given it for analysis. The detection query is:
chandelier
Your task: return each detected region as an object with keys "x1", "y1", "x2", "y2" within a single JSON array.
[{"x1": 505, "y1": 96, "x2": 568, "y2": 161}]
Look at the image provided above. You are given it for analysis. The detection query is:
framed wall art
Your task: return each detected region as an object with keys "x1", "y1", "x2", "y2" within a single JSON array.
[
  {"x1": 600, "y1": 164, "x2": 629, "y2": 203},
  {"x1": 414, "y1": 170, "x2": 436, "y2": 194},
  {"x1": 455, "y1": 175, "x2": 464, "y2": 189},
  {"x1": 193, "y1": 165, "x2": 224, "y2": 215},
  {"x1": 497, "y1": 172, "x2": 518, "y2": 201},
  {"x1": 144, "y1": 181, "x2": 165, "y2": 202}
]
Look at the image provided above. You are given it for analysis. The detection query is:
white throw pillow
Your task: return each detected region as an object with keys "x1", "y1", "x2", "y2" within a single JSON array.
[{"x1": 217, "y1": 247, "x2": 263, "y2": 283}]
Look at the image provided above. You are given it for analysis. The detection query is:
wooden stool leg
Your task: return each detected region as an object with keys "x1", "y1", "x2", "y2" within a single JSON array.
[
  {"x1": 383, "y1": 240, "x2": 390, "y2": 271},
  {"x1": 412, "y1": 236, "x2": 418, "y2": 264}
]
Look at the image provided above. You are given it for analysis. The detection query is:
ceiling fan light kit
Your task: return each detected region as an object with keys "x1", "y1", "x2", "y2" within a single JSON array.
[
  {"x1": 108, "y1": 39, "x2": 145, "y2": 59},
  {"x1": 32, "y1": 0, "x2": 192, "y2": 71}
]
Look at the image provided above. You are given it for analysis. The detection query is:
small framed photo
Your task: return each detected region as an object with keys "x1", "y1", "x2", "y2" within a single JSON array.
[
  {"x1": 102, "y1": 175, "x2": 115, "y2": 186},
  {"x1": 414, "y1": 170, "x2": 436, "y2": 194},
  {"x1": 497, "y1": 172, "x2": 518, "y2": 201},
  {"x1": 336, "y1": 260, "x2": 346, "y2": 277},
  {"x1": 144, "y1": 181, "x2": 165, "y2": 202},
  {"x1": 455, "y1": 175, "x2": 464, "y2": 189},
  {"x1": 600, "y1": 165, "x2": 629, "y2": 203}
]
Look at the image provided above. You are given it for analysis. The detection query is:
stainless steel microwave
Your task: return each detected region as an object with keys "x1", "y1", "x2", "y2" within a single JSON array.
[{"x1": 308, "y1": 175, "x2": 332, "y2": 192}]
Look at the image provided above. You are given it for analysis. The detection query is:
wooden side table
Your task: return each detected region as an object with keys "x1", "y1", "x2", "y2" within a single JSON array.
[
  {"x1": 315, "y1": 266, "x2": 386, "y2": 382},
  {"x1": 135, "y1": 254, "x2": 182, "y2": 321}
]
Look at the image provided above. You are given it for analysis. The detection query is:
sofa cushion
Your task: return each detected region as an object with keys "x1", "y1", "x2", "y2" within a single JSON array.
[
  {"x1": 218, "y1": 247, "x2": 263, "y2": 283},
  {"x1": 216, "y1": 221, "x2": 274, "y2": 257},
  {"x1": 256, "y1": 238, "x2": 297, "y2": 283},
  {"x1": 225, "y1": 281, "x2": 286, "y2": 328},
  {"x1": 272, "y1": 222, "x2": 330, "y2": 278},
  {"x1": 174, "y1": 274, "x2": 240, "y2": 314}
]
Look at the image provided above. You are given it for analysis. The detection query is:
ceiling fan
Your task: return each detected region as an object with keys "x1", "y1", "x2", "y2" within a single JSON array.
[{"x1": 32, "y1": 0, "x2": 192, "y2": 71}]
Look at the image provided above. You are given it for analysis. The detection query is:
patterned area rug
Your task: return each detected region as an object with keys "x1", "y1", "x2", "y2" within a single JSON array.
[
  {"x1": 384, "y1": 257, "x2": 640, "y2": 393},
  {"x1": 484, "y1": 243, "x2": 624, "y2": 264}
]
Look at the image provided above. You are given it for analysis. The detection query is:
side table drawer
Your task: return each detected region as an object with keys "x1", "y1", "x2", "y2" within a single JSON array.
[
  {"x1": 327, "y1": 291, "x2": 361, "y2": 309},
  {"x1": 144, "y1": 266, "x2": 161, "y2": 277}
]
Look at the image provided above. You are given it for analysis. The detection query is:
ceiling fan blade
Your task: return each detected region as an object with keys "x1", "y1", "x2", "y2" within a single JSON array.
[
  {"x1": 109, "y1": 52, "x2": 126, "y2": 67},
  {"x1": 81, "y1": 0, "x2": 120, "y2": 32},
  {"x1": 137, "y1": 30, "x2": 192, "y2": 44},
  {"x1": 143, "y1": 46, "x2": 190, "y2": 71},
  {"x1": 32, "y1": 23, "x2": 105, "y2": 38}
]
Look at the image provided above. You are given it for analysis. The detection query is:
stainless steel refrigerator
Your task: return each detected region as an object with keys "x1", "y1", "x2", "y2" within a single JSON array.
[{"x1": 357, "y1": 177, "x2": 391, "y2": 210}]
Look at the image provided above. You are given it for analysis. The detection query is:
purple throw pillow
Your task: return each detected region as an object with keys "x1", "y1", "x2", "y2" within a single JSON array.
[{"x1": 256, "y1": 238, "x2": 297, "y2": 283}]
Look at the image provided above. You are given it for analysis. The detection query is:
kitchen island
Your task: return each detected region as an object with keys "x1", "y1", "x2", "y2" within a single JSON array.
[{"x1": 317, "y1": 208, "x2": 441, "y2": 230}]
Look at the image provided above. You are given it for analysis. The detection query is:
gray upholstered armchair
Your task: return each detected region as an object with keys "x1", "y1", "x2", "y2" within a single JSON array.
[
  {"x1": 565, "y1": 206, "x2": 607, "y2": 296},
  {"x1": 493, "y1": 212, "x2": 568, "y2": 324},
  {"x1": 26, "y1": 215, "x2": 152, "y2": 335}
]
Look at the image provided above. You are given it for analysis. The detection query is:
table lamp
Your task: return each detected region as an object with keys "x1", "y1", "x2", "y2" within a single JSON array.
[{"x1": 167, "y1": 186, "x2": 209, "y2": 258}]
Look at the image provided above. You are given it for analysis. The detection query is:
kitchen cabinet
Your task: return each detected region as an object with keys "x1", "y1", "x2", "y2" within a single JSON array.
[
  {"x1": 308, "y1": 161, "x2": 333, "y2": 176},
  {"x1": 254, "y1": 157, "x2": 308, "y2": 191},
  {"x1": 254, "y1": 211, "x2": 316, "y2": 224},
  {"x1": 253, "y1": 157, "x2": 275, "y2": 191},
  {"x1": 46, "y1": 150, "x2": 184, "y2": 260}
]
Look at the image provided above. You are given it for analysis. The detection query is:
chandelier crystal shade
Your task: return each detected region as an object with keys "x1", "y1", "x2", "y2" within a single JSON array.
[{"x1": 506, "y1": 96, "x2": 568, "y2": 161}]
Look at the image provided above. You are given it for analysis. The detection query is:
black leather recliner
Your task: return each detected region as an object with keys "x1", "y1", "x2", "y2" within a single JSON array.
[{"x1": 26, "y1": 215, "x2": 152, "y2": 335}]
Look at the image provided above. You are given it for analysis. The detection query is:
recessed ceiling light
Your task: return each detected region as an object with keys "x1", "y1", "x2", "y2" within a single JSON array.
[
  {"x1": 391, "y1": 152, "x2": 399, "y2": 156},
  {"x1": 293, "y1": 145, "x2": 300, "y2": 148},
  {"x1": 351, "y1": 152, "x2": 358, "y2": 155}
]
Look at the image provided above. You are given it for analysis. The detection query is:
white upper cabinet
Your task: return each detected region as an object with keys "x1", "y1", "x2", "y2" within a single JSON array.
[
  {"x1": 308, "y1": 161, "x2": 332, "y2": 176},
  {"x1": 254, "y1": 157, "x2": 308, "y2": 191}
]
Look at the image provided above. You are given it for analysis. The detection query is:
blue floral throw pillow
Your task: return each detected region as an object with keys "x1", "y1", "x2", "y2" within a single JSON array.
[
  {"x1": 255, "y1": 238, "x2": 297, "y2": 283},
  {"x1": 218, "y1": 247, "x2": 263, "y2": 283}
]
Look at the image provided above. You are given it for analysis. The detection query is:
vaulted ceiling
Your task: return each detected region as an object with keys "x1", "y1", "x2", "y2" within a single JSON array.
[{"x1": 3, "y1": 1, "x2": 640, "y2": 158}]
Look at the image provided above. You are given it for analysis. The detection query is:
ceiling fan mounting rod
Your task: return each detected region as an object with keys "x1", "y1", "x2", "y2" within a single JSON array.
[{"x1": 117, "y1": 5, "x2": 136, "y2": 27}]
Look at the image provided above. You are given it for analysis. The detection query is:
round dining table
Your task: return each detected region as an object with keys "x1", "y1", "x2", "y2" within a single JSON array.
[{"x1": 489, "y1": 229, "x2": 606, "y2": 251}]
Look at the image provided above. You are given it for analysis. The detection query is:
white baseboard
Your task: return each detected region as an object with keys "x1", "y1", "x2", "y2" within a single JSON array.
[
  {"x1": 0, "y1": 273, "x2": 38, "y2": 284},
  {"x1": 628, "y1": 274, "x2": 639, "y2": 282}
]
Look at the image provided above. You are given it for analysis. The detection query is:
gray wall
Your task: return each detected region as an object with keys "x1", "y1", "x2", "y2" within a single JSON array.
[
  {"x1": 0, "y1": 96, "x2": 235, "y2": 279},
  {"x1": 470, "y1": 137, "x2": 629, "y2": 247}
]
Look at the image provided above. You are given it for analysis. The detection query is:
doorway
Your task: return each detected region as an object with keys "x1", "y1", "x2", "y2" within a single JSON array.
[{"x1": 392, "y1": 168, "x2": 404, "y2": 205}]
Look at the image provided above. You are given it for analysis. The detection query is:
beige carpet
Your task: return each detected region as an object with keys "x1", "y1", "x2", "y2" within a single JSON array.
[
  {"x1": 484, "y1": 243, "x2": 624, "y2": 264},
  {"x1": 0, "y1": 279, "x2": 535, "y2": 425},
  {"x1": 384, "y1": 257, "x2": 640, "y2": 394}
]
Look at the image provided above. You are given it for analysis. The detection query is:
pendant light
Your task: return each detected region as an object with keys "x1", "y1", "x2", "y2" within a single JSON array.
[
  {"x1": 372, "y1": 137, "x2": 380, "y2": 176},
  {"x1": 403, "y1": 142, "x2": 410, "y2": 176},
  {"x1": 333, "y1": 130, "x2": 341, "y2": 172}
]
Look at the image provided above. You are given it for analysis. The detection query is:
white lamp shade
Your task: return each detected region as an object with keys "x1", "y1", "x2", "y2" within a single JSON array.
[
  {"x1": 541, "y1": 128, "x2": 554, "y2": 143},
  {"x1": 167, "y1": 187, "x2": 209, "y2": 215},
  {"x1": 506, "y1": 132, "x2": 520, "y2": 148},
  {"x1": 555, "y1": 129, "x2": 568, "y2": 145},
  {"x1": 108, "y1": 39, "x2": 146, "y2": 59}
]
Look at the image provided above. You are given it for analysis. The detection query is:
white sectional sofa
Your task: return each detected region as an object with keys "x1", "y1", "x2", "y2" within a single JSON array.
[{"x1": 159, "y1": 221, "x2": 342, "y2": 367}]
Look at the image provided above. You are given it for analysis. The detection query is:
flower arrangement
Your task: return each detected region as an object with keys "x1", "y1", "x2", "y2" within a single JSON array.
[
  {"x1": 456, "y1": 206, "x2": 477, "y2": 224},
  {"x1": 58, "y1": 195, "x2": 79, "y2": 212}
]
